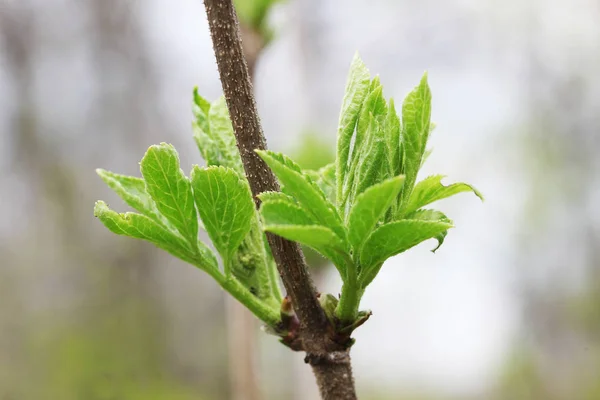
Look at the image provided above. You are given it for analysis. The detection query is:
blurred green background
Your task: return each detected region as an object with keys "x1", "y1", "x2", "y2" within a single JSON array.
[{"x1": 1, "y1": 0, "x2": 599, "y2": 399}]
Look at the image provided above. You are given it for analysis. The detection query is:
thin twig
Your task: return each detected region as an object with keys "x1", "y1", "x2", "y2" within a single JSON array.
[
  {"x1": 225, "y1": 23, "x2": 265, "y2": 400},
  {"x1": 202, "y1": 1, "x2": 357, "y2": 398}
]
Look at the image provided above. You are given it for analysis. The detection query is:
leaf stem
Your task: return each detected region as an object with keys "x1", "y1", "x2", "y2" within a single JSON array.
[
  {"x1": 215, "y1": 272, "x2": 281, "y2": 327},
  {"x1": 336, "y1": 256, "x2": 362, "y2": 323}
]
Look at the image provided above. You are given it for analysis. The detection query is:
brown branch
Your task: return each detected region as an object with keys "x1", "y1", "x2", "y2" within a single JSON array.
[
  {"x1": 225, "y1": 23, "x2": 265, "y2": 400},
  {"x1": 202, "y1": 0, "x2": 357, "y2": 398}
]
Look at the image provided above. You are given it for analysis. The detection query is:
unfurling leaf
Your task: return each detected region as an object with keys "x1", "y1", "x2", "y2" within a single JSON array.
[
  {"x1": 336, "y1": 53, "x2": 371, "y2": 209},
  {"x1": 385, "y1": 98, "x2": 402, "y2": 178},
  {"x1": 260, "y1": 196, "x2": 349, "y2": 275},
  {"x1": 261, "y1": 200, "x2": 315, "y2": 227},
  {"x1": 355, "y1": 80, "x2": 386, "y2": 153},
  {"x1": 94, "y1": 201, "x2": 217, "y2": 271},
  {"x1": 347, "y1": 175, "x2": 405, "y2": 253},
  {"x1": 96, "y1": 169, "x2": 166, "y2": 226},
  {"x1": 264, "y1": 225, "x2": 343, "y2": 251},
  {"x1": 258, "y1": 191, "x2": 297, "y2": 205},
  {"x1": 400, "y1": 174, "x2": 484, "y2": 216},
  {"x1": 140, "y1": 143, "x2": 199, "y2": 247},
  {"x1": 348, "y1": 114, "x2": 387, "y2": 204},
  {"x1": 359, "y1": 219, "x2": 453, "y2": 276},
  {"x1": 263, "y1": 224, "x2": 348, "y2": 275},
  {"x1": 406, "y1": 209, "x2": 453, "y2": 252},
  {"x1": 400, "y1": 73, "x2": 432, "y2": 206},
  {"x1": 193, "y1": 94, "x2": 244, "y2": 175},
  {"x1": 191, "y1": 166, "x2": 254, "y2": 268},
  {"x1": 304, "y1": 163, "x2": 336, "y2": 203},
  {"x1": 340, "y1": 81, "x2": 387, "y2": 212},
  {"x1": 256, "y1": 150, "x2": 346, "y2": 241}
]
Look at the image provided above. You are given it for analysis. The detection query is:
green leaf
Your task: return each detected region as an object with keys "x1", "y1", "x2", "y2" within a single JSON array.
[
  {"x1": 347, "y1": 114, "x2": 387, "y2": 206},
  {"x1": 230, "y1": 215, "x2": 278, "y2": 304},
  {"x1": 94, "y1": 201, "x2": 217, "y2": 271},
  {"x1": 385, "y1": 99, "x2": 402, "y2": 177},
  {"x1": 305, "y1": 162, "x2": 336, "y2": 203},
  {"x1": 401, "y1": 174, "x2": 484, "y2": 216},
  {"x1": 96, "y1": 169, "x2": 166, "y2": 225},
  {"x1": 406, "y1": 209, "x2": 453, "y2": 253},
  {"x1": 190, "y1": 166, "x2": 255, "y2": 267},
  {"x1": 208, "y1": 97, "x2": 243, "y2": 170},
  {"x1": 256, "y1": 150, "x2": 346, "y2": 240},
  {"x1": 263, "y1": 224, "x2": 348, "y2": 274},
  {"x1": 347, "y1": 175, "x2": 405, "y2": 253},
  {"x1": 264, "y1": 225, "x2": 343, "y2": 252},
  {"x1": 140, "y1": 143, "x2": 199, "y2": 247},
  {"x1": 260, "y1": 193, "x2": 349, "y2": 275},
  {"x1": 261, "y1": 200, "x2": 315, "y2": 227},
  {"x1": 340, "y1": 84, "x2": 388, "y2": 212},
  {"x1": 359, "y1": 219, "x2": 453, "y2": 271},
  {"x1": 193, "y1": 87, "x2": 211, "y2": 132},
  {"x1": 336, "y1": 53, "x2": 371, "y2": 209},
  {"x1": 258, "y1": 191, "x2": 297, "y2": 205},
  {"x1": 355, "y1": 81, "x2": 386, "y2": 150},
  {"x1": 193, "y1": 95, "x2": 244, "y2": 175},
  {"x1": 400, "y1": 73, "x2": 432, "y2": 206}
]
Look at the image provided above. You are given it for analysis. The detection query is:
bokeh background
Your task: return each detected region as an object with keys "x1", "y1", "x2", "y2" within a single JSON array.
[{"x1": 1, "y1": 0, "x2": 599, "y2": 399}]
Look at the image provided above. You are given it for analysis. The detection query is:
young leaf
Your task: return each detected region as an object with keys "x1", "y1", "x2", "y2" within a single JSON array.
[
  {"x1": 359, "y1": 219, "x2": 453, "y2": 271},
  {"x1": 400, "y1": 174, "x2": 484, "y2": 216},
  {"x1": 258, "y1": 191, "x2": 297, "y2": 205},
  {"x1": 305, "y1": 163, "x2": 336, "y2": 203},
  {"x1": 347, "y1": 175, "x2": 405, "y2": 252},
  {"x1": 336, "y1": 53, "x2": 371, "y2": 209},
  {"x1": 261, "y1": 200, "x2": 315, "y2": 227},
  {"x1": 94, "y1": 201, "x2": 217, "y2": 271},
  {"x1": 193, "y1": 91, "x2": 219, "y2": 165},
  {"x1": 260, "y1": 193, "x2": 349, "y2": 275},
  {"x1": 190, "y1": 166, "x2": 254, "y2": 267},
  {"x1": 263, "y1": 224, "x2": 348, "y2": 275},
  {"x1": 256, "y1": 150, "x2": 346, "y2": 240},
  {"x1": 193, "y1": 95, "x2": 244, "y2": 175},
  {"x1": 264, "y1": 225, "x2": 343, "y2": 251},
  {"x1": 193, "y1": 87, "x2": 211, "y2": 133},
  {"x1": 348, "y1": 115, "x2": 387, "y2": 205},
  {"x1": 208, "y1": 97, "x2": 244, "y2": 172},
  {"x1": 340, "y1": 78, "x2": 388, "y2": 209},
  {"x1": 230, "y1": 216, "x2": 278, "y2": 303},
  {"x1": 96, "y1": 169, "x2": 166, "y2": 225},
  {"x1": 355, "y1": 82, "x2": 386, "y2": 152},
  {"x1": 140, "y1": 143, "x2": 198, "y2": 247},
  {"x1": 406, "y1": 209, "x2": 453, "y2": 253},
  {"x1": 385, "y1": 99, "x2": 402, "y2": 177},
  {"x1": 400, "y1": 73, "x2": 432, "y2": 206}
]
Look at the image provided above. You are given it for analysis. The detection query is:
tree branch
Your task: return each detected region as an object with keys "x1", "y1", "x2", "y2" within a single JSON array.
[
  {"x1": 203, "y1": 0, "x2": 324, "y2": 346},
  {"x1": 202, "y1": 1, "x2": 357, "y2": 398}
]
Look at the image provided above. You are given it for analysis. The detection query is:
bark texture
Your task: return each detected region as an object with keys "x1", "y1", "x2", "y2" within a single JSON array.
[{"x1": 203, "y1": 1, "x2": 357, "y2": 398}]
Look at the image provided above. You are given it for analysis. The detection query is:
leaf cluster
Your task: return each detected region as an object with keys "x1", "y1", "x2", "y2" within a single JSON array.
[
  {"x1": 257, "y1": 54, "x2": 483, "y2": 325},
  {"x1": 94, "y1": 54, "x2": 482, "y2": 339},
  {"x1": 95, "y1": 92, "x2": 283, "y2": 329}
]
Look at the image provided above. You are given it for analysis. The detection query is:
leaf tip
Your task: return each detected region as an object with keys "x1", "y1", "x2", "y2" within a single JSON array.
[
  {"x1": 351, "y1": 51, "x2": 365, "y2": 65},
  {"x1": 254, "y1": 149, "x2": 269, "y2": 162},
  {"x1": 474, "y1": 188, "x2": 485, "y2": 202},
  {"x1": 93, "y1": 200, "x2": 109, "y2": 217},
  {"x1": 142, "y1": 143, "x2": 178, "y2": 164}
]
